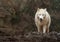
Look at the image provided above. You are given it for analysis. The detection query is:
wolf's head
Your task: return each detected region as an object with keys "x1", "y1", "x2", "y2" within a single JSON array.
[{"x1": 36, "y1": 8, "x2": 47, "y2": 22}]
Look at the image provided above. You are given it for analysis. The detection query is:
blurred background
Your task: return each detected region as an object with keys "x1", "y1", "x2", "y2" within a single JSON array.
[{"x1": 0, "y1": 0, "x2": 60, "y2": 36}]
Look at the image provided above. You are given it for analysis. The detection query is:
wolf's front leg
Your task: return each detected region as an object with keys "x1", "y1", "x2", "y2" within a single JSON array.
[
  {"x1": 43, "y1": 25, "x2": 46, "y2": 33},
  {"x1": 46, "y1": 27, "x2": 49, "y2": 33}
]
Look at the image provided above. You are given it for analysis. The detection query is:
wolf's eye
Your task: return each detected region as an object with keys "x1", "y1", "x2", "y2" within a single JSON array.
[
  {"x1": 39, "y1": 14, "x2": 41, "y2": 15},
  {"x1": 42, "y1": 14, "x2": 45, "y2": 16}
]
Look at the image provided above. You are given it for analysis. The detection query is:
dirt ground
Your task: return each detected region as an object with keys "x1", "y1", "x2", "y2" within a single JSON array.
[{"x1": 0, "y1": 31, "x2": 60, "y2": 42}]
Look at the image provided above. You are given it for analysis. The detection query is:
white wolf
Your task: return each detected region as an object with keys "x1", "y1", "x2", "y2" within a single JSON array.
[{"x1": 35, "y1": 8, "x2": 51, "y2": 33}]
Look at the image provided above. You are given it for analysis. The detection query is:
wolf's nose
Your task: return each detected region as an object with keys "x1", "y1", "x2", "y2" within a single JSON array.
[{"x1": 40, "y1": 18, "x2": 42, "y2": 21}]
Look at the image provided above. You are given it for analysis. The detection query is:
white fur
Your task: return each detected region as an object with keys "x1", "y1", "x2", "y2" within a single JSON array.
[{"x1": 35, "y1": 8, "x2": 51, "y2": 33}]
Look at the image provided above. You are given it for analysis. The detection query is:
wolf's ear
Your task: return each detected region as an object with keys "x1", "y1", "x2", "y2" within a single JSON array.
[
  {"x1": 37, "y1": 8, "x2": 40, "y2": 11},
  {"x1": 44, "y1": 8, "x2": 47, "y2": 11}
]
